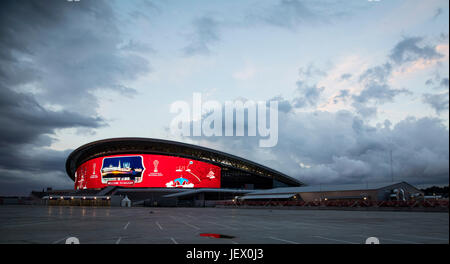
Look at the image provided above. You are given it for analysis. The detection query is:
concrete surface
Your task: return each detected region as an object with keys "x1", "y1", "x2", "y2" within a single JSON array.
[{"x1": 0, "y1": 205, "x2": 448, "y2": 244}]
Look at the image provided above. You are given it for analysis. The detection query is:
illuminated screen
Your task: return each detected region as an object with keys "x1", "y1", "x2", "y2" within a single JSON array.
[{"x1": 74, "y1": 154, "x2": 221, "y2": 189}]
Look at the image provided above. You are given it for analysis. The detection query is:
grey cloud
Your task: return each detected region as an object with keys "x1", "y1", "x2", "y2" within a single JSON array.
[
  {"x1": 263, "y1": 0, "x2": 319, "y2": 29},
  {"x1": 293, "y1": 81, "x2": 325, "y2": 108},
  {"x1": 298, "y1": 64, "x2": 327, "y2": 79},
  {"x1": 353, "y1": 83, "x2": 410, "y2": 104},
  {"x1": 358, "y1": 63, "x2": 392, "y2": 84},
  {"x1": 269, "y1": 96, "x2": 293, "y2": 113},
  {"x1": 440, "y1": 78, "x2": 449, "y2": 88},
  {"x1": 340, "y1": 73, "x2": 352, "y2": 80},
  {"x1": 0, "y1": 86, "x2": 104, "y2": 148},
  {"x1": 0, "y1": 85, "x2": 104, "y2": 194},
  {"x1": 333, "y1": 89, "x2": 350, "y2": 103},
  {"x1": 389, "y1": 36, "x2": 443, "y2": 65},
  {"x1": 351, "y1": 102, "x2": 377, "y2": 118},
  {"x1": 192, "y1": 110, "x2": 449, "y2": 186},
  {"x1": 424, "y1": 72, "x2": 448, "y2": 90},
  {"x1": 0, "y1": 87, "x2": 103, "y2": 195},
  {"x1": 183, "y1": 16, "x2": 220, "y2": 56},
  {"x1": 433, "y1": 7, "x2": 443, "y2": 19},
  {"x1": 354, "y1": 63, "x2": 410, "y2": 105},
  {"x1": 120, "y1": 40, "x2": 156, "y2": 54},
  {"x1": 0, "y1": 169, "x2": 73, "y2": 196},
  {"x1": 0, "y1": 0, "x2": 148, "y2": 194},
  {"x1": 422, "y1": 92, "x2": 449, "y2": 114},
  {"x1": 0, "y1": 0, "x2": 150, "y2": 115}
]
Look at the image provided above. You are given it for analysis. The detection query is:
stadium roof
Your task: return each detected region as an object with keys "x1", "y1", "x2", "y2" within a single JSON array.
[{"x1": 65, "y1": 137, "x2": 302, "y2": 186}]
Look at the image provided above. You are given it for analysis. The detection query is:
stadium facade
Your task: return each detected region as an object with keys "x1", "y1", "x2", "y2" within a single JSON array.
[
  {"x1": 65, "y1": 137, "x2": 303, "y2": 190},
  {"x1": 36, "y1": 137, "x2": 425, "y2": 207}
]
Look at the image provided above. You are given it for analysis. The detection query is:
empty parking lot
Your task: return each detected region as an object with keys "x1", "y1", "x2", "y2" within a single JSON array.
[{"x1": 0, "y1": 206, "x2": 448, "y2": 244}]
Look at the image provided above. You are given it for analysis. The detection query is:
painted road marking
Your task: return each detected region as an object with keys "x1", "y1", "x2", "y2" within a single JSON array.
[
  {"x1": 313, "y1": 235, "x2": 358, "y2": 244},
  {"x1": 115, "y1": 237, "x2": 122, "y2": 244},
  {"x1": 205, "y1": 221, "x2": 237, "y2": 230},
  {"x1": 170, "y1": 237, "x2": 178, "y2": 244},
  {"x1": 170, "y1": 216, "x2": 200, "y2": 230},
  {"x1": 156, "y1": 221, "x2": 163, "y2": 230},
  {"x1": 1, "y1": 221, "x2": 53, "y2": 228},
  {"x1": 394, "y1": 233, "x2": 448, "y2": 242},
  {"x1": 353, "y1": 234, "x2": 419, "y2": 244},
  {"x1": 123, "y1": 222, "x2": 130, "y2": 230},
  {"x1": 267, "y1": 236, "x2": 299, "y2": 244},
  {"x1": 52, "y1": 236, "x2": 69, "y2": 244}
]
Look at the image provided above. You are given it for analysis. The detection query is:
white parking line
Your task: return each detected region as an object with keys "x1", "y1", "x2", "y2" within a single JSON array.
[
  {"x1": 394, "y1": 234, "x2": 449, "y2": 242},
  {"x1": 296, "y1": 222, "x2": 343, "y2": 230},
  {"x1": 240, "y1": 223, "x2": 261, "y2": 228},
  {"x1": 123, "y1": 222, "x2": 130, "y2": 230},
  {"x1": 156, "y1": 221, "x2": 163, "y2": 230},
  {"x1": 376, "y1": 237, "x2": 420, "y2": 244},
  {"x1": 170, "y1": 216, "x2": 200, "y2": 230},
  {"x1": 2, "y1": 221, "x2": 52, "y2": 228},
  {"x1": 353, "y1": 235, "x2": 419, "y2": 244},
  {"x1": 52, "y1": 236, "x2": 69, "y2": 244},
  {"x1": 267, "y1": 236, "x2": 299, "y2": 244},
  {"x1": 231, "y1": 240, "x2": 239, "y2": 244},
  {"x1": 170, "y1": 237, "x2": 178, "y2": 244},
  {"x1": 205, "y1": 221, "x2": 236, "y2": 229},
  {"x1": 313, "y1": 235, "x2": 358, "y2": 244},
  {"x1": 115, "y1": 237, "x2": 122, "y2": 244}
]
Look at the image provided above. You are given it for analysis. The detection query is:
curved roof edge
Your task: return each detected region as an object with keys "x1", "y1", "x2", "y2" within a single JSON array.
[{"x1": 65, "y1": 137, "x2": 303, "y2": 187}]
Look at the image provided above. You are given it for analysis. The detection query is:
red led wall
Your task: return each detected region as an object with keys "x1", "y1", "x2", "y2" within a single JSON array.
[{"x1": 74, "y1": 154, "x2": 220, "y2": 189}]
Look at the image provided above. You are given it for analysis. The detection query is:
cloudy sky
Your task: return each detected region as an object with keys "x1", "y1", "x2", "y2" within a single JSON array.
[{"x1": 0, "y1": 0, "x2": 448, "y2": 195}]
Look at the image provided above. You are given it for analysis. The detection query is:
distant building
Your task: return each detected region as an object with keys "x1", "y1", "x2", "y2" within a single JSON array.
[{"x1": 237, "y1": 182, "x2": 423, "y2": 202}]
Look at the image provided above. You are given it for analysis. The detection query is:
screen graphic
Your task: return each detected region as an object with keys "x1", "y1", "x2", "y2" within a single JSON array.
[{"x1": 74, "y1": 154, "x2": 220, "y2": 189}]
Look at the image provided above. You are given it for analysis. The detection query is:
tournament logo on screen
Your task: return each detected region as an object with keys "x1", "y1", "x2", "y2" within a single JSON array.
[
  {"x1": 101, "y1": 156, "x2": 145, "y2": 185},
  {"x1": 165, "y1": 160, "x2": 216, "y2": 188}
]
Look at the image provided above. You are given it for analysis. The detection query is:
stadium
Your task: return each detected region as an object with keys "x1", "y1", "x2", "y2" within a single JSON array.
[
  {"x1": 55, "y1": 137, "x2": 302, "y2": 206},
  {"x1": 33, "y1": 137, "x2": 430, "y2": 208}
]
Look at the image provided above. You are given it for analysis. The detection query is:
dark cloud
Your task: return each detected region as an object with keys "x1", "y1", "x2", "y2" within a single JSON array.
[
  {"x1": 358, "y1": 63, "x2": 392, "y2": 84},
  {"x1": 293, "y1": 81, "x2": 325, "y2": 108},
  {"x1": 422, "y1": 92, "x2": 449, "y2": 114},
  {"x1": 424, "y1": 73, "x2": 448, "y2": 90},
  {"x1": 262, "y1": 0, "x2": 319, "y2": 29},
  {"x1": 351, "y1": 102, "x2": 377, "y2": 118},
  {"x1": 183, "y1": 16, "x2": 220, "y2": 56},
  {"x1": 353, "y1": 62, "x2": 410, "y2": 106},
  {"x1": 340, "y1": 73, "x2": 352, "y2": 80},
  {"x1": 0, "y1": 85, "x2": 105, "y2": 195},
  {"x1": 389, "y1": 36, "x2": 443, "y2": 65},
  {"x1": 269, "y1": 96, "x2": 293, "y2": 113},
  {"x1": 353, "y1": 83, "x2": 410, "y2": 104},
  {"x1": 298, "y1": 64, "x2": 327, "y2": 79},
  {"x1": 333, "y1": 89, "x2": 350, "y2": 103},
  {"x1": 433, "y1": 7, "x2": 443, "y2": 19},
  {"x1": 0, "y1": 169, "x2": 72, "y2": 196},
  {"x1": 291, "y1": 64, "x2": 327, "y2": 108},
  {"x1": 0, "y1": 0, "x2": 150, "y2": 194},
  {"x1": 0, "y1": 86, "x2": 104, "y2": 148},
  {"x1": 440, "y1": 78, "x2": 449, "y2": 88},
  {"x1": 192, "y1": 111, "x2": 449, "y2": 186},
  {"x1": 0, "y1": 0, "x2": 150, "y2": 114}
]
